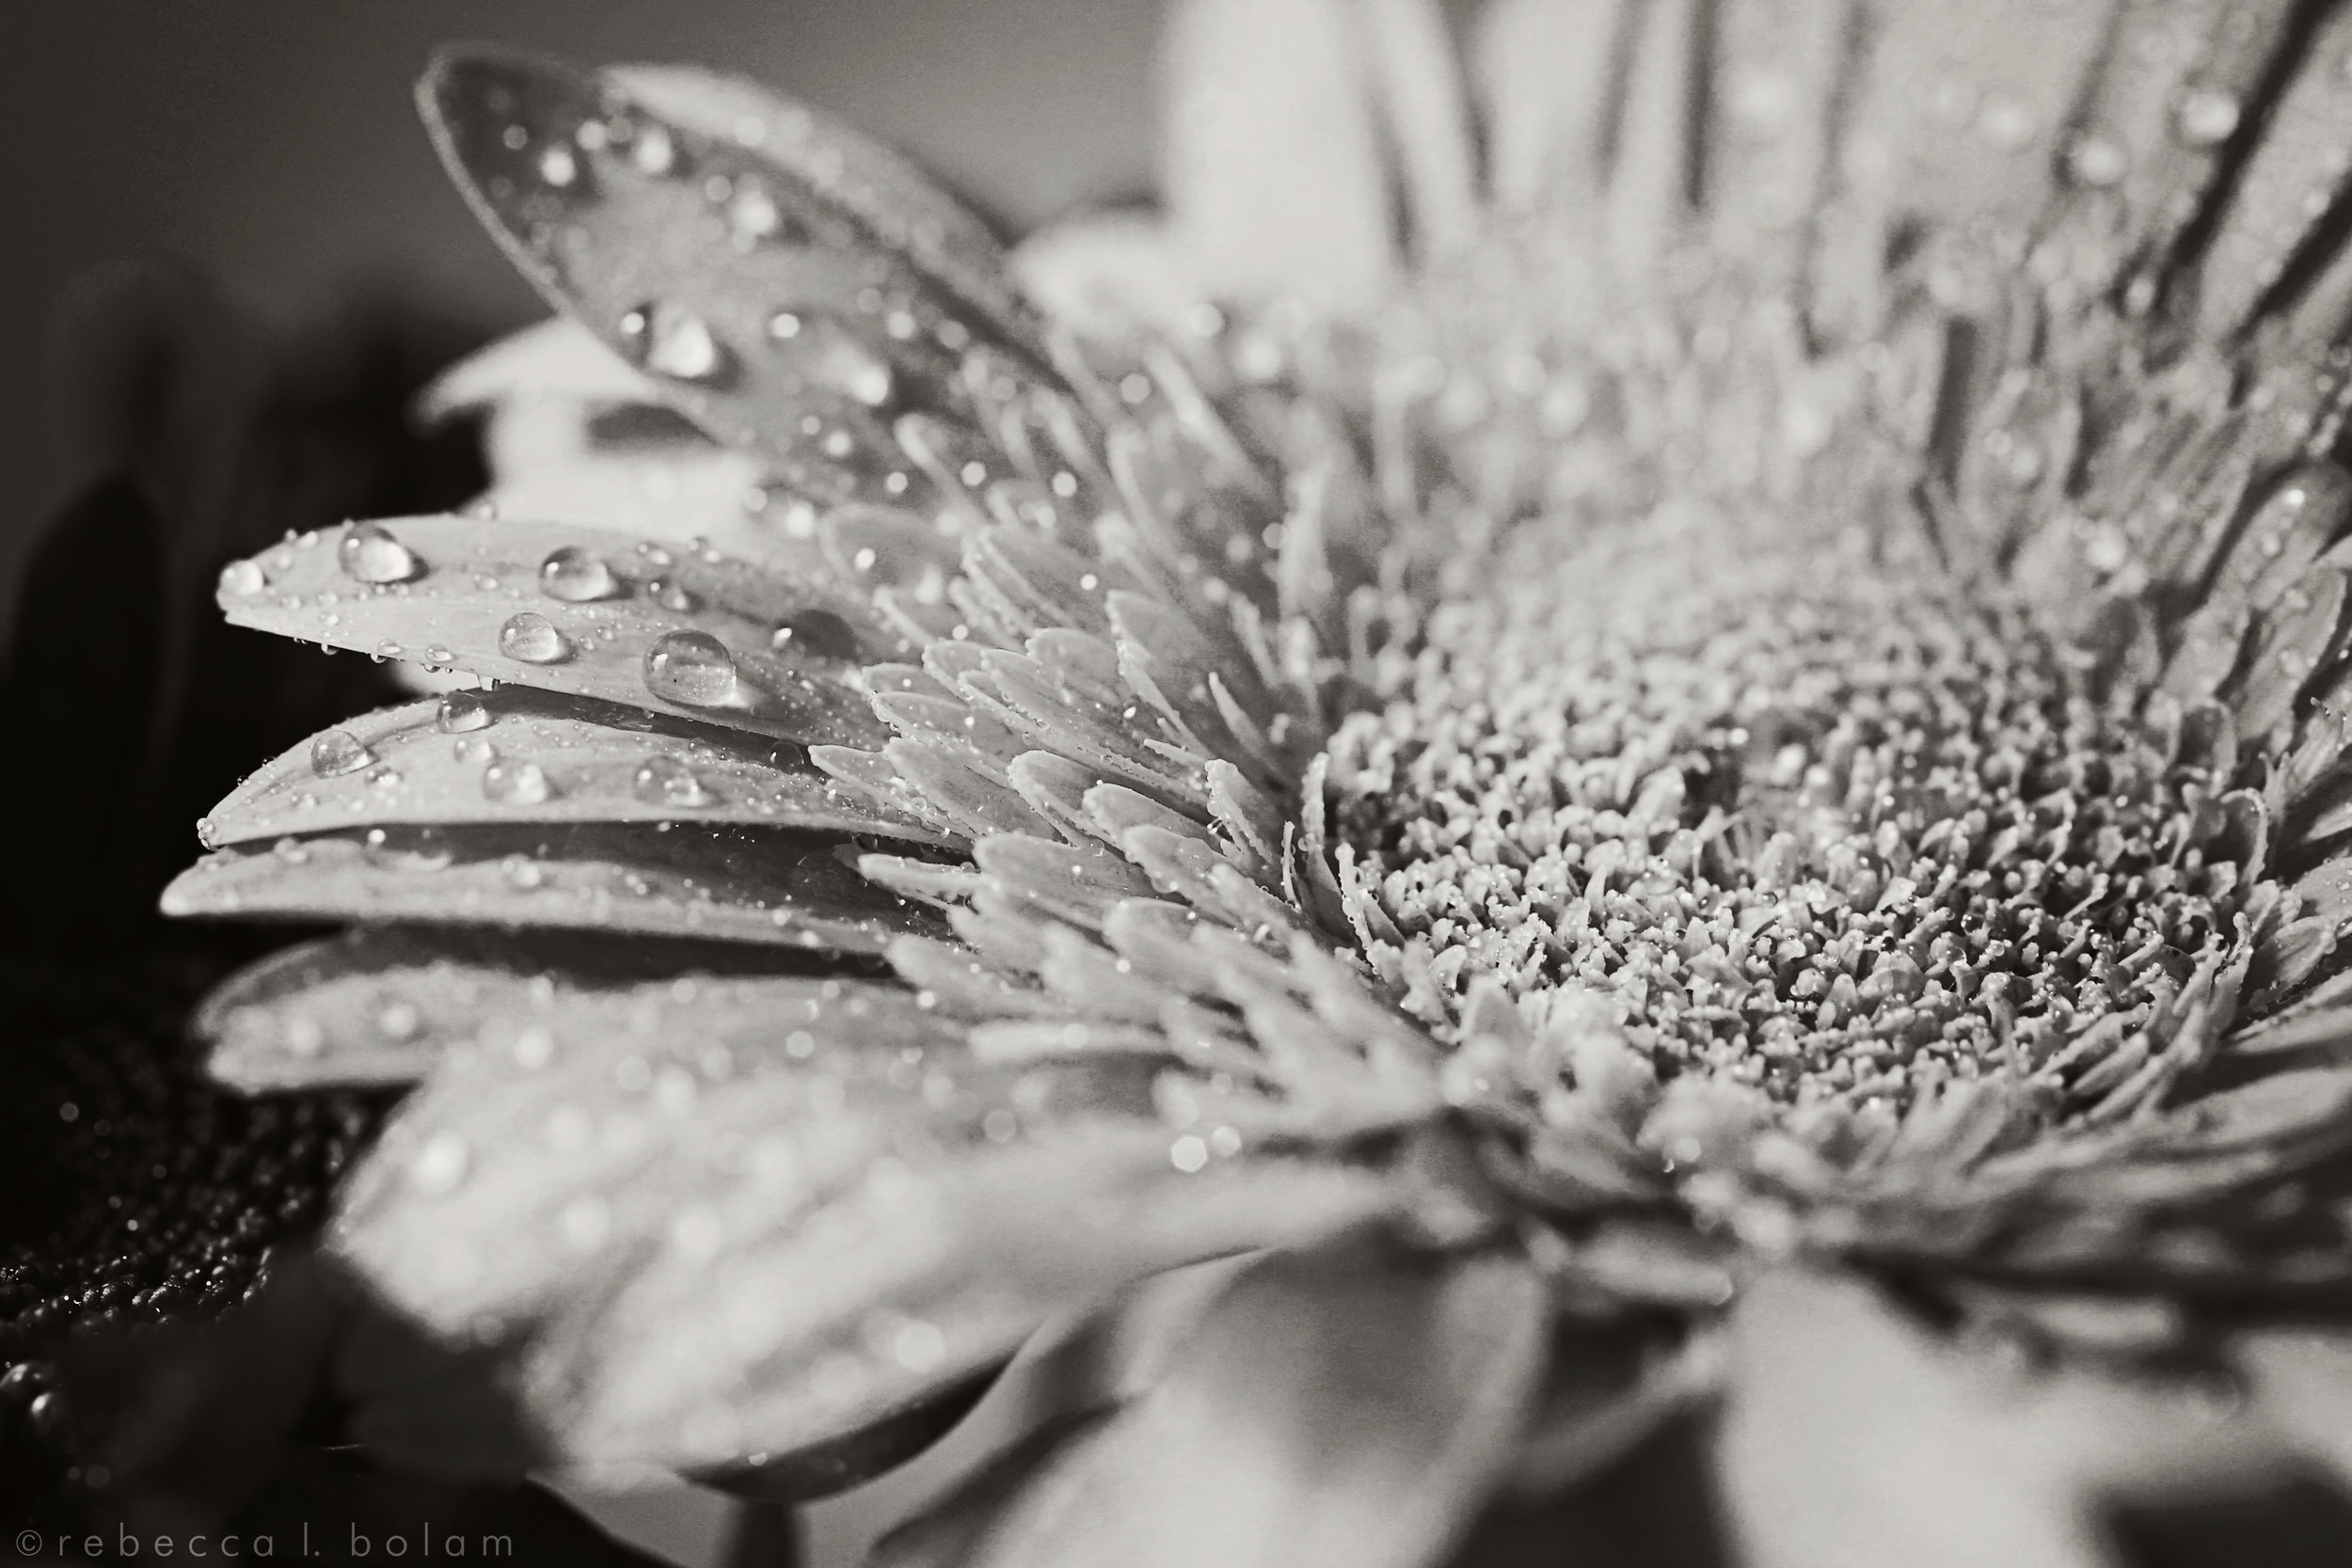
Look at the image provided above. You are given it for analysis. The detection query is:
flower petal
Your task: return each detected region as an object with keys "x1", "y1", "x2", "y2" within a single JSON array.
[
  {"x1": 199, "y1": 689, "x2": 950, "y2": 850},
  {"x1": 1471, "y1": 0, "x2": 1626, "y2": 214},
  {"x1": 163, "y1": 822, "x2": 935, "y2": 954},
  {"x1": 1159, "y1": 0, "x2": 1396, "y2": 309},
  {"x1": 418, "y1": 47, "x2": 1062, "y2": 509},
  {"x1": 421, "y1": 316, "x2": 653, "y2": 422},
  {"x1": 198, "y1": 927, "x2": 912, "y2": 1093},
  {"x1": 1716, "y1": 1268, "x2": 2291, "y2": 1568},
  {"x1": 216, "y1": 515, "x2": 890, "y2": 748},
  {"x1": 917, "y1": 1245, "x2": 1548, "y2": 1568},
  {"x1": 2192, "y1": 3, "x2": 2352, "y2": 340},
  {"x1": 332, "y1": 986, "x2": 1400, "y2": 1476}
]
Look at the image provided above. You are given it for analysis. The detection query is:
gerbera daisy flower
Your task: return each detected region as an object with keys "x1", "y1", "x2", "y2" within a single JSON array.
[{"x1": 154, "y1": 0, "x2": 2352, "y2": 1560}]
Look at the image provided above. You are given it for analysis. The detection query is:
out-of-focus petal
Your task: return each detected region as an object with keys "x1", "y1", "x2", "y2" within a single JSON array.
[
  {"x1": 910, "y1": 1244, "x2": 1548, "y2": 1568},
  {"x1": 1159, "y1": 0, "x2": 1396, "y2": 309},
  {"x1": 1715, "y1": 1269, "x2": 2295, "y2": 1568}
]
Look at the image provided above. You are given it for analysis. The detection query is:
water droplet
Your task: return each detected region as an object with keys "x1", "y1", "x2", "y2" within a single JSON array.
[
  {"x1": 540, "y1": 546, "x2": 622, "y2": 602},
  {"x1": 337, "y1": 523, "x2": 421, "y2": 584},
  {"x1": 377, "y1": 1001, "x2": 421, "y2": 1040},
  {"x1": 501, "y1": 853, "x2": 546, "y2": 890},
  {"x1": 410, "y1": 1132, "x2": 470, "y2": 1196},
  {"x1": 437, "y1": 691, "x2": 494, "y2": 733},
  {"x1": 1977, "y1": 98, "x2": 2034, "y2": 152},
  {"x1": 310, "y1": 729, "x2": 373, "y2": 778},
  {"x1": 623, "y1": 301, "x2": 729, "y2": 383},
  {"x1": 513, "y1": 1024, "x2": 555, "y2": 1069},
  {"x1": 629, "y1": 122, "x2": 677, "y2": 175},
  {"x1": 283, "y1": 1015, "x2": 325, "y2": 1057},
  {"x1": 483, "y1": 760, "x2": 556, "y2": 805},
  {"x1": 2174, "y1": 87, "x2": 2241, "y2": 149},
  {"x1": 890, "y1": 1319, "x2": 946, "y2": 1372},
  {"x1": 219, "y1": 561, "x2": 266, "y2": 596},
  {"x1": 634, "y1": 753, "x2": 718, "y2": 808},
  {"x1": 2064, "y1": 135, "x2": 2126, "y2": 188},
  {"x1": 644, "y1": 629, "x2": 739, "y2": 706},
  {"x1": 647, "y1": 577, "x2": 700, "y2": 612},
  {"x1": 770, "y1": 609, "x2": 863, "y2": 663},
  {"x1": 771, "y1": 312, "x2": 895, "y2": 405},
  {"x1": 537, "y1": 143, "x2": 580, "y2": 188},
  {"x1": 726, "y1": 175, "x2": 790, "y2": 242},
  {"x1": 1168, "y1": 1134, "x2": 1209, "y2": 1173},
  {"x1": 499, "y1": 611, "x2": 573, "y2": 664}
]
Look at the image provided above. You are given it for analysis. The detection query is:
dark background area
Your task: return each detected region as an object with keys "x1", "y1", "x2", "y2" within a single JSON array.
[{"x1": 0, "y1": 0, "x2": 1163, "y2": 658}]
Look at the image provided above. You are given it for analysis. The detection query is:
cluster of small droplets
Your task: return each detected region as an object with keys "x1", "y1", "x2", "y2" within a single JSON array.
[{"x1": 1326, "y1": 537, "x2": 2245, "y2": 1112}]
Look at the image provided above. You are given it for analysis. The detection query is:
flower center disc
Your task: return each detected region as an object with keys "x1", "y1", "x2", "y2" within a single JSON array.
[{"x1": 1325, "y1": 535, "x2": 2243, "y2": 1110}]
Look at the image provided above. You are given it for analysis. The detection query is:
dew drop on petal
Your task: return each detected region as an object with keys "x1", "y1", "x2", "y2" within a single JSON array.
[
  {"x1": 770, "y1": 609, "x2": 863, "y2": 663},
  {"x1": 630, "y1": 122, "x2": 677, "y2": 175},
  {"x1": 337, "y1": 523, "x2": 422, "y2": 584},
  {"x1": 410, "y1": 1132, "x2": 470, "y2": 1196},
  {"x1": 376, "y1": 1001, "x2": 421, "y2": 1040},
  {"x1": 283, "y1": 1015, "x2": 325, "y2": 1057},
  {"x1": 891, "y1": 1319, "x2": 946, "y2": 1372},
  {"x1": 513, "y1": 1025, "x2": 555, "y2": 1069},
  {"x1": 499, "y1": 611, "x2": 572, "y2": 664},
  {"x1": 502, "y1": 853, "x2": 546, "y2": 890},
  {"x1": 2063, "y1": 135, "x2": 2126, "y2": 188},
  {"x1": 537, "y1": 143, "x2": 580, "y2": 188},
  {"x1": 219, "y1": 561, "x2": 266, "y2": 596},
  {"x1": 623, "y1": 301, "x2": 729, "y2": 383},
  {"x1": 2174, "y1": 87, "x2": 2241, "y2": 148},
  {"x1": 310, "y1": 729, "x2": 374, "y2": 778},
  {"x1": 540, "y1": 546, "x2": 622, "y2": 602},
  {"x1": 647, "y1": 577, "x2": 700, "y2": 612},
  {"x1": 634, "y1": 752, "x2": 719, "y2": 808},
  {"x1": 483, "y1": 761, "x2": 556, "y2": 805},
  {"x1": 437, "y1": 690, "x2": 493, "y2": 733},
  {"x1": 726, "y1": 175, "x2": 786, "y2": 242},
  {"x1": 644, "y1": 629, "x2": 739, "y2": 706}
]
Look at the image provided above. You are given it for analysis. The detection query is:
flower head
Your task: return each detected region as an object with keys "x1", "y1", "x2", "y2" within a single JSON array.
[{"x1": 167, "y1": 3, "x2": 2352, "y2": 1560}]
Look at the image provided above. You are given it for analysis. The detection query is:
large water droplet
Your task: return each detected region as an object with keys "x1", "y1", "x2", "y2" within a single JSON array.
[
  {"x1": 634, "y1": 753, "x2": 719, "y2": 808},
  {"x1": 644, "y1": 629, "x2": 739, "y2": 706},
  {"x1": 310, "y1": 729, "x2": 374, "y2": 778},
  {"x1": 540, "y1": 546, "x2": 622, "y2": 602},
  {"x1": 338, "y1": 523, "x2": 422, "y2": 585},
  {"x1": 483, "y1": 760, "x2": 556, "y2": 805},
  {"x1": 2174, "y1": 87, "x2": 2241, "y2": 149},
  {"x1": 647, "y1": 577, "x2": 700, "y2": 612},
  {"x1": 499, "y1": 611, "x2": 573, "y2": 664},
  {"x1": 437, "y1": 691, "x2": 493, "y2": 733},
  {"x1": 410, "y1": 1131, "x2": 470, "y2": 1196},
  {"x1": 623, "y1": 301, "x2": 729, "y2": 383},
  {"x1": 219, "y1": 561, "x2": 266, "y2": 596}
]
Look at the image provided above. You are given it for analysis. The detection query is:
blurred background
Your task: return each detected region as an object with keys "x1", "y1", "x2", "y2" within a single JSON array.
[{"x1": 0, "y1": 0, "x2": 1163, "y2": 656}]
